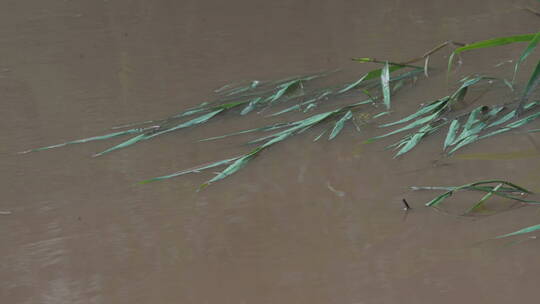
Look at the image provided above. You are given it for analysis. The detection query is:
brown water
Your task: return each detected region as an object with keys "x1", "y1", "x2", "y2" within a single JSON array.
[{"x1": 2, "y1": 0, "x2": 540, "y2": 303}]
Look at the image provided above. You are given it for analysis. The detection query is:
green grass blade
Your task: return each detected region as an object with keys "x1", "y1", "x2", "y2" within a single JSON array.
[
  {"x1": 443, "y1": 119, "x2": 460, "y2": 150},
  {"x1": 448, "y1": 33, "x2": 537, "y2": 73},
  {"x1": 338, "y1": 74, "x2": 368, "y2": 94},
  {"x1": 379, "y1": 97, "x2": 448, "y2": 127},
  {"x1": 381, "y1": 61, "x2": 391, "y2": 109},
  {"x1": 147, "y1": 109, "x2": 225, "y2": 139},
  {"x1": 329, "y1": 111, "x2": 353, "y2": 140},
  {"x1": 266, "y1": 79, "x2": 303, "y2": 103},
  {"x1": 199, "y1": 122, "x2": 296, "y2": 142},
  {"x1": 139, "y1": 156, "x2": 242, "y2": 184},
  {"x1": 479, "y1": 127, "x2": 512, "y2": 140},
  {"x1": 240, "y1": 97, "x2": 263, "y2": 115},
  {"x1": 269, "y1": 99, "x2": 314, "y2": 117},
  {"x1": 454, "y1": 34, "x2": 537, "y2": 54},
  {"x1": 506, "y1": 111, "x2": 540, "y2": 128},
  {"x1": 447, "y1": 134, "x2": 479, "y2": 155},
  {"x1": 201, "y1": 148, "x2": 262, "y2": 187},
  {"x1": 373, "y1": 111, "x2": 390, "y2": 119},
  {"x1": 261, "y1": 131, "x2": 295, "y2": 148},
  {"x1": 462, "y1": 107, "x2": 483, "y2": 130},
  {"x1": 19, "y1": 127, "x2": 149, "y2": 154},
  {"x1": 365, "y1": 112, "x2": 439, "y2": 143},
  {"x1": 338, "y1": 64, "x2": 406, "y2": 94},
  {"x1": 487, "y1": 111, "x2": 515, "y2": 128},
  {"x1": 313, "y1": 129, "x2": 328, "y2": 141},
  {"x1": 394, "y1": 124, "x2": 433, "y2": 157},
  {"x1": 518, "y1": 59, "x2": 540, "y2": 111},
  {"x1": 468, "y1": 180, "x2": 532, "y2": 194},
  {"x1": 467, "y1": 183, "x2": 503, "y2": 213},
  {"x1": 496, "y1": 224, "x2": 540, "y2": 239},
  {"x1": 425, "y1": 191, "x2": 453, "y2": 207},
  {"x1": 514, "y1": 31, "x2": 540, "y2": 82},
  {"x1": 93, "y1": 133, "x2": 148, "y2": 157},
  {"x1": 503, "y1": 79, "x2": 514, "y2": 91}
]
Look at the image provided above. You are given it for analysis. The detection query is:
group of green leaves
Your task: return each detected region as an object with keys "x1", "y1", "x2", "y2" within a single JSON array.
[
  {"x1": 21, "y1": 31, "x2": 540, "y2": 192},
  {"x1": 363, "y1": 30, "x2": 540, "y2": 158},
  {"x1": 365, "y1": 76, "x2": 540, "y2": 157},
  {"x1": 412, "y1": 179, "x2": 540, "y2": 239},
  {"x1": 141, "y1": 66, "x2": 424, "y2": 188},
  {"x1": 23, "y1": 54, "x2": 424, "y2": 187}
]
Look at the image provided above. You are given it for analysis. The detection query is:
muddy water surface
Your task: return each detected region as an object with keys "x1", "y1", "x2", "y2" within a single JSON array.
[{"x1": 2, "y1": 0, "x2": 540, "y2": 303}]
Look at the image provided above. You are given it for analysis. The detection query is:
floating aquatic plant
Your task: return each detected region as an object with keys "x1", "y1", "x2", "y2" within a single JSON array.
[
  {"x1": 20, "y1": 30, "x2": 540, "y2": 189},
  {"x1": 413, "y1": 179, "x2": 540, "y2": 240},
  {"x1": 411, "y1": 179, "x2": 540, "y2": 214}
]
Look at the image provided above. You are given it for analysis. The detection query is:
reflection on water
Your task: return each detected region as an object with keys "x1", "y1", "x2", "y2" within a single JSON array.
[{"x1": 2, "y1": 0, "x2": 540, "y2": 303}]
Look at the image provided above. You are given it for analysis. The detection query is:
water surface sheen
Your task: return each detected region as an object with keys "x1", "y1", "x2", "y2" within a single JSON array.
[{"x1": 2, "y1": 0, "x2": 540, "y2": 303}]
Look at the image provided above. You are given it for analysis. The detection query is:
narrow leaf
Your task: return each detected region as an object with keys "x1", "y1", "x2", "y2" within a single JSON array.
[
  {"x1": 447, "y1": 134, "x2": 479, "y2": 155},
  {"x1": 94, "y1": 133, "x2": 147, "y2": 157},
  {"x1": 467, "y1": 183, "x2": 503, "y2": 213},
  {"x1": 425, "y1": 192, "x2": 453, "y2": 207},
  {"x1": 203, "y1": 148, "x2": 262, "y2": 186},
  {"x1": 496, "y1": 224, "x2": 540, "y2": 239},
  {"x1": 366, "y1": 112, "x2": 439, "y2": 143},
  {"x1": 379, "y1": 97, "x2": 448, "y2": 127},
  {"x1": 513, "y1": 31, "x2": 540, "y2": 82},
  {"x1": 139, "y1": 156, "x2": 242, "y2": 184},
  {"x1": 381, "y1": 61, "x2": 391, "y2": 109},
  {"x1": 329, "y1": 111, "x2": 353, "y2": 140},
  {"x1": 19, "y1": 127, "x2": 150, "y2": 154},
  {"x1": 147, "y1": 109, "x2": 224, "y2": 139},
  {"x1": 448, "y1": 33, "x2": 537, "y2": 72},
  {"x1": 443, "y1": 119, "x2": 460, "y2": 150}
]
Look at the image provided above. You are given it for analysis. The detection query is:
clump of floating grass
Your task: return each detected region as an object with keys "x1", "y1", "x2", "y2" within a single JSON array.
[
  {"x1": 21, "y1": 60, "x2": 422, "y2": 158},
  {"x1": 138, "y1": 62, "x2": 426, "y2": 188},
  {"x1": 365, "y1": 71, "x2": 540, "y2": 157},
  {"x1": 20, "y1": 71, "x2": 335, "y2": 155},
  {"x1": 364, "y1": 76, "x2": 494, "y2": 157},
  {"x1": 411, "y1": 179, "x2": 540, "y2": 214},
  {"x1": 140, "y1": 98, "x2": 378, "y2": 189},
  {"x1": 22, "y1": 35, "x2": 540, "y2": 188}
]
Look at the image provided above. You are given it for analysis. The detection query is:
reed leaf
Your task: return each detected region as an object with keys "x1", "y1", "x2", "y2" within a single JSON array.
[
  {"x1": 139, "y1": 156, "x2": 242, "y2": 184},
  {"x1": 517, "y1": 59, "x2": 540, "y2": 114},
  {"x1": 394, "y1": 124, "x2": 435, "y2": 157},
  {"x1": 199, "y1": 122, "x2": 296, "y2": 142},
  {"x1": 447, "y1": 134, "x2": 479, "y2": 155},
  {"x1": 146, "y1": 109, "x2": 225, "y2": 139},
  {"x1": 513, "y1": 31, "x2": 540, "y2": 82},
  {"x1": 496, "y1": 224, "x2": 540, "y2": 239},
  {"x1": 240, "y1": 97, "x2": 263, "y2": 115},
  {"x1": 19, "y1": 127, "x2": 154, "y2": 154},
  {"x1": 201, "y1": 148, "x2": 262, "y2": 188},
  {"x1": 365, "y1": 112, "x2": 439, "y2": 143},
  {"x1": 329, "y1": 111, "x2": 353, "y2": 140},
  {"x1": 93, "y1": 133, "x2": 148, "y2": 157},
  {"x1": 425, "y1": 192, "x2": 453, "y2": 207},
  {"x1": 443, "y1": 119, "x2": 460, "y2": 150},
  {"x1": 379, "y1": 97, "x2": 448, "y2": 127},
  {"x1": 381, "y1": 61, "x2": 391, "y2": 109},
  {"x1": 448, "y1": 33, "x2": 537, "y2": 73},
  {"x1": 338, "y1": 64, "x2": 406, "y2": 94},
  {"x1": 467, "y1": 183, "x2": 503, "y2": 213}
]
